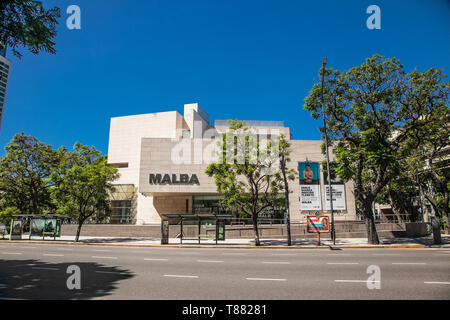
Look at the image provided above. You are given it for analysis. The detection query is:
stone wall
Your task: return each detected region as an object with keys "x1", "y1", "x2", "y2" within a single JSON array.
[{"x1": 61, "y1": 222, "x2": 428, "y2": 239}]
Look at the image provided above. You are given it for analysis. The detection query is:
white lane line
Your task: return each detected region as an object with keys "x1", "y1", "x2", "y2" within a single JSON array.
[
  {"x1": 328, "y1": 254, "x2": 353, "y2": 256},
  {"x1": 1, "y1": 252, "x2": 22, "y2": 255},
  {"x1": 31, "y1": 267, "x2": 59, "y2": 271},
  {"x1": 91, "y1": 256, "x2": 118, "y2": 259},
  {"x1": 335, "y1": 280, "x2": 378, "y2": 283},
  {"x1": 197, "y1": 260, "x2": 224, "y2": 263},
  {"x1": 434, "y1": 254, "x2": 450, "y2": 256},
  {"x1": 372, "y1": 254, "x2": 400, "y2": 256},
  {"x1": 92, "y1": 249, "x2": 111, "y2": 252},
  {"x1": 164, "y1": 274, "x2": 199, "y2": 279},
  {"x1": 20, "y1": 247, "x2": 36, "y2": 249},
  {"x1": 43, "y1": 254, "x2": 64, "y2": 257},
  {"x1": 424, "y1": 282, "x2": 450, "y2": 285},
  {"x1": 95, "y1": 271, "x2": 126, "y2": 275},
  {"x1": 144, "y1": 258, "x2": 169, "y2": 261},
  {"x1": 262, "y1": 261, "x2": 291, "y2": 265},
  {"x1": 392, "y1": 263, "x2": 426, "y2": 265},
  {"x1": 246, "y1": 278, "x2": 287, "y2": 281},
  {"x1": 58, "y1": 248, "x2": 74, "y2": 251},
  {"x1": 327, "y1": 262, "x2": 359, "y2": 265}
]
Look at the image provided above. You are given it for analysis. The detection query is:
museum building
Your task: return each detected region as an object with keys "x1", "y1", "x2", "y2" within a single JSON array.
[{"x1": 106, "y1": 103, "x2": 357, "y2": 225}]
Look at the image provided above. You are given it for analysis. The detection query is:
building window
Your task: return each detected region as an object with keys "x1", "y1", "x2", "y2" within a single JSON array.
[
  {"x1": 110, "y1": 200, "x2": 133, "y2": 224},
  {"x1": 108, "y1": 184, "x2": 136, "y2": 224}
]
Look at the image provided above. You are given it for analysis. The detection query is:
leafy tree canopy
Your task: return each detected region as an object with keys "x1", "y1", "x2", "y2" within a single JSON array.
[{"x1": 0, "y1": 0, "x2": 61, "y2": 58}]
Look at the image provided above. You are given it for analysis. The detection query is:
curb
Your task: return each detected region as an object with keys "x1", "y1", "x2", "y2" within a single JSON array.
[{"x1": 1, "y1": 240, "x2": 432, "y2": 249}]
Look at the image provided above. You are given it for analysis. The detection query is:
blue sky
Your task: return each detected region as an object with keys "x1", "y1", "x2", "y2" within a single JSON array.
[{"x1": 1, "y1": 0, "x2": 449, "y2": 155}]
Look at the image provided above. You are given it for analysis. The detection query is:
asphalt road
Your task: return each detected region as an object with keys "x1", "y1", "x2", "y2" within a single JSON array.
[{"x1": 0, "y1": 242, "x2": 449, "y2": 300}]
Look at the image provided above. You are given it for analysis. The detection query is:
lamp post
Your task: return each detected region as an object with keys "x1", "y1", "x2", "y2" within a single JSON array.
[{"x1": 320, "y1": 58, "x2": 336, "y2": 245}]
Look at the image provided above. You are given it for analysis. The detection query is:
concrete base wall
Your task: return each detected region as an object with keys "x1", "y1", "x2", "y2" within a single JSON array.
[{"x1": 61, "y1": 222, "x2": 428, "y2": 239}]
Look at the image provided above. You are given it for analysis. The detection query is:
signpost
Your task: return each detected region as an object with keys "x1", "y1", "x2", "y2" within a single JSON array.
[{"x1": 307, "y1": 213, "x2": 330, "y2": 246}]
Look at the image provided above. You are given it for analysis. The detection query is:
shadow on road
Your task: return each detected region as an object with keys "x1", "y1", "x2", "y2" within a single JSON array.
[{"x1": 0, "y1": 259, "x2": 134, "y2": 300}]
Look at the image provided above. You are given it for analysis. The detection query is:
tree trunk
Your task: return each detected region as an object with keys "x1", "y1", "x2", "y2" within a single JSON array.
[
  {"x1": 252, "y1": 214, "x2": 260, "y2": 246},
  {"x1": 282, "y1": 166, "x2": 292, "y2": 246},
  {"x1": 75, "y1": 221, "x2": 83, "y2": 242},
  {"x1": 286, "y1": 208, "x2": 292, "y2": 246},
  {"x1": 443, "y1": 215, "x2": 449, "y2": 235},
  {"x1": 363, "y1": 200, "x2": 379, "y2": 244}
]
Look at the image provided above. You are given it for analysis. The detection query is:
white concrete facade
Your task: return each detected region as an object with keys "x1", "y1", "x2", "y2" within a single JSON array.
[{"x1": 107, "y1": 103, "x2": 357, "y2": 225}]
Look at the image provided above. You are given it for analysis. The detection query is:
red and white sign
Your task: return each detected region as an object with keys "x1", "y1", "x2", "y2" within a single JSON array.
[{"x1": 307, "y1": 215, "x2": 330, "y2": 233}]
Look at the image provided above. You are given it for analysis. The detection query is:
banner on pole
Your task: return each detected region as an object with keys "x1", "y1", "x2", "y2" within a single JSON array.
[{"x1": 298, "y1": 162, "x2": 322, "y2": 210}]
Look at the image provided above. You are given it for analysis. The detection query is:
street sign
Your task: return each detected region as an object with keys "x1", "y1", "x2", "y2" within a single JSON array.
[{"x1": 307, "y1": 215, "x2": 330, "y2": 233}]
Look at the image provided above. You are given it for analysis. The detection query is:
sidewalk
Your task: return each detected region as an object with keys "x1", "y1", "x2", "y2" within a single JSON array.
[{"x1": 3, "y1": 234, "x2": 450, "y2": 248}]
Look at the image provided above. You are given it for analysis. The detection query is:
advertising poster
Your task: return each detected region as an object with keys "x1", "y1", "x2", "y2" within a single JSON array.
[
  {"x1": 10, "y1": 220, "x2": 23, "y2": 240},
  {"x1": 298, "y1": 162, "x2": 322, "y2": 210},
  {"x1": 307, "y1": 215, "x2": 330, "y2": 233},
  {"x1": 30, "y1": 219, "x2": 45, "y2": 236},
  {"x1": 323, "y1": 171, "x2": 346, "y2": 210}
]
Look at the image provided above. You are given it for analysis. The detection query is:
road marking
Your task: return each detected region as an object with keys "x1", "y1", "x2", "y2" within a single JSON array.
[
  {"x1": 92, "y1": 256, "x2": 118, "y2": 259},
  {"x1": 20, "y1": 246, "x2": 36, "y2": 249},
  {"x1": 246, "y1": 278, "x2": 287, "y2": 281},
  {"x1": 372, "y1": 253, "x2": 400, "y2": 256},
  {"x1": 262, "y1": 261, "x2": 291, "y2": 264},
  {"x1": 328, "y1": 254, "x2": 353, "y2": 256},
  {"x1": 31, "y1": 267, "x2": 59, "y2": 271},
  {"x1": 272, "y1": 253, "x2": 296, "y2": 256},
  {"x1": 424, "y1": 282, "x2": 450, "y2": 285},
  {"x1": 58, "y1": 248, "x2": 74, "y2": 251},
  {"x1": 1, "y1": 252, "x2": 22, "y2": 255},
  {"x1": 92, "y1": 249, "x2": 111, "y2": 252},
  {"x1": 197, "y1": 260, "x2": 224, "y2": 263},
  {"x1": 327, "y1": 262, "x2": 359, "y2": 265},
  {"x1": 144, "y1": 258, "x2": 168, "y2": 261},
  {"x1": 95, "y1": 271, "x2": 126, "y2": 275},
  {"x1": 392, "y1": 263, "x2": 426, "y2": 265},
  {"x1": 164, "y1": 274, "x2": 199, "y2": 279},
  {"x1": 43, "y1": 254, "x2": 64, "y2": 257},
  {"x1": 335, "y1": 280, "x2": 378, "y2": 283}
]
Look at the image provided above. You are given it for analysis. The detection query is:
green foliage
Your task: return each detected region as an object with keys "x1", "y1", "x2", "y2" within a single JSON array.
[
  {"x1": 205, "y1": 120, "x2": 291, "y2": 245},
  {"x1": 50, "y1": 142, "x2": 119, "y2": 241},
  {"x1": 0, "y1": 206, "x2": 20, "y2": 229},
  {"x1": 0, "y1": 0, "x2": 61, "y2": 58},
  {"x1": 0, "y1": 133, "x2": 120, "y2": 242},
  {"x1": 304, "y1": 54, "x2": 449, "y2": 243},
  {"x1": 0, "y1": 132, "x2": 63, "y2": 215}
]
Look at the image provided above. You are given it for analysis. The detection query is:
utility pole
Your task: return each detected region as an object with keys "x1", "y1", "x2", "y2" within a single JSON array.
[{"x1": 320, "y1": 58, "x2": 336, "y2": 245}]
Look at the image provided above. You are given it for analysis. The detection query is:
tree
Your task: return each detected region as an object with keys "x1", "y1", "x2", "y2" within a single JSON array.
[
  {"x1": 50, "y1": 143, "x2": 119, "y2": 242},
  {"x1": 0, "y1": 206, "x2": 20, "y2": 236},
  {"x1": 304, "y1": 55, "x2": 449, "y2": 244},
  {"x1": 206, "y1": 121, "x2": 285, "y2": 246},
  {"x1": 278, "y1": 134, "x2": 296, "y2": 246},
  {"x1": 402, "y1": 103, "x2": 449, "y2": 231},
  {"x1": 0, "y1": 0, "x2": 61, "y2": 58},
  {"x1": 0, "y1": 133, "x2": 62, "y2": 215}
]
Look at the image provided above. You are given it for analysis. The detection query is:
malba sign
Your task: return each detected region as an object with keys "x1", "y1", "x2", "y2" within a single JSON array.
[{"x1": 149, "y1": 173, "x2": 200, "y2": 185}]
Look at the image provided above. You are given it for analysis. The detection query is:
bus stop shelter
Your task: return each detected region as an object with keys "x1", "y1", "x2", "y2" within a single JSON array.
[
  {"x1": 9, "y1": 214, "x2": 70, "y2": 241},
  {"x1": 161, "y1": 213, "x2": 229, "y2": 245}
]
